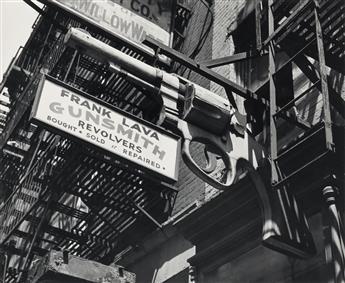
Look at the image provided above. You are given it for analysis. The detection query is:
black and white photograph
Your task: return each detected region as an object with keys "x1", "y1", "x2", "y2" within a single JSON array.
[{"x1": 0, "y1": 0, "x2": 344, "y2": 282}]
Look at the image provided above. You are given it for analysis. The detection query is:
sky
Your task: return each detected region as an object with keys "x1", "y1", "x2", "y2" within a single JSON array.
[{"x1": 0, "y1": 0, "x2": 40, "y2": 77}]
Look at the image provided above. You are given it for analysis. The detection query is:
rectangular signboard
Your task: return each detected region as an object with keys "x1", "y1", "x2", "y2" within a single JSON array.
[
  {"x1": 31, "y1": 77, "x2": 180, "y2": 182},
  {"x1": 45, "y1": 0, "x2": 174, "y2": 47}
]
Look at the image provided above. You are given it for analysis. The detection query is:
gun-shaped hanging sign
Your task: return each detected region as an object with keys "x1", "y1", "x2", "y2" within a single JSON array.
[
  {"x1": 64, "y1": 28, "x2": 265, "y2": 190},
  {"x1": 63, "y1": 28, "x2": 316, "y2": 259}
]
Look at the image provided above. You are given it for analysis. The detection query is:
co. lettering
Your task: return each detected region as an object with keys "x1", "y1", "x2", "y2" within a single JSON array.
[{"x1": 131, "y1": 0, "x2": 151, "y2": 18}]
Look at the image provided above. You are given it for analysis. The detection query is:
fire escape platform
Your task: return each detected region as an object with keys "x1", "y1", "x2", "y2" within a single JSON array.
[{"x1": 273, "y1": 123, "x2": 344, "y2": 208}]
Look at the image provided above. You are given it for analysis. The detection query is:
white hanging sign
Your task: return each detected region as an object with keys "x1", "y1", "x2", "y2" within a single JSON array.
[{"x1": 31, "y1": 77, "x2": 180, "y2": 182}]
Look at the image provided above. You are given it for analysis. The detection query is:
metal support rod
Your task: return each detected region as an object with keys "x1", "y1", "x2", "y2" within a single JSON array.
[
  {"x1": 314, "y1": 0, "x2": 334, "y2": 151},
  {"x1": 268, "y1": 0, "x2": 279, "y2": 184},
  {"x1": 63, "y1": 49, "x2": 79, "y2": 82},
  {"x1": 113, "y1": 176, "x2": 163, "y2": 230},
  {"x1": 322, "y1": 186, "x2": 345, "y2": 283},
  {"x1": 132, "y1": 202, "x2": 163, "y2": 230},
  {"x1": 23, "y1": 0, "x2": 45, "y2": 15}
]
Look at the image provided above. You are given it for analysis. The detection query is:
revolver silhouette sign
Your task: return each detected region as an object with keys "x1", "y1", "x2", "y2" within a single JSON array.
[
  {"x1": 64, "y1": 28, "x2": 265, "y2": 190},
  {"x1": 63, "y1": 28, "x2": 316, "y2": 259}
]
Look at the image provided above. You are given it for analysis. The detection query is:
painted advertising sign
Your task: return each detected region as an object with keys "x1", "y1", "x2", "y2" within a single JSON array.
[
  {"x1": 46, "y1": 0, "x2": 174, "y2": 47},
  {"x1": 31, "y1": 77, "x2": 180, "y2": 182}
]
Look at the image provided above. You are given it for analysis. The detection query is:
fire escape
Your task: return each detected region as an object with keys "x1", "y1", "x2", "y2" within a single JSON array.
[
  {"x1": 262, "y1": 0, "x2": 345, "y2": 277},
  {"x1": 138, "y1": 0, "x2": 345, "y2": 279},
  {"x1": 259, "y1": 0, "x2": 345, "y2": 199},
  {"x1": 0, "y1": 3, "x2": 192, "y2": 282}
]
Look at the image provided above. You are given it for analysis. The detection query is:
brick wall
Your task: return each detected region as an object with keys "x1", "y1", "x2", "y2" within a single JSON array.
[
  {"x1": 210, "y1": 0, "x2": 245, "y2": 98},
  {"x1": 172, "y1": 0, "x2": 247, "y2": 214},
  {"x1": 172, "y1": 0, "x2": 213, "y2": 215}
]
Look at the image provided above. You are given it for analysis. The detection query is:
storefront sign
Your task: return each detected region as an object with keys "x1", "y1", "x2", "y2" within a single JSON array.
[
  {"x1": 46, "y1": 0, "x2": 174, "y2": 47},
  {"x1": 31, "y1": 77, "x2": 180, "y2": 182}
]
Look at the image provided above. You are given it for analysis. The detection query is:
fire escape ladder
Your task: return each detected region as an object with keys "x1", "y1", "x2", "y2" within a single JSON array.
[{"x1": 265, "y1": 0, "x2": 340, "y2": 190}]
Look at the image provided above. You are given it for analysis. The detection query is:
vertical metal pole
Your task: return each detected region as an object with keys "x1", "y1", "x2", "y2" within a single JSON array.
[
  {"x1": 313, "y1": 0, "x2": 334, "y2": 150},
  {"x1": 63, "y1": 49, "x2": 79, "y2": 82},
  {"x1": 322, "y1": 186, "x2": 345, "y2": 283},
  {"x1": 268, "y1": 0, "x2": 279, "y2": 184}
]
